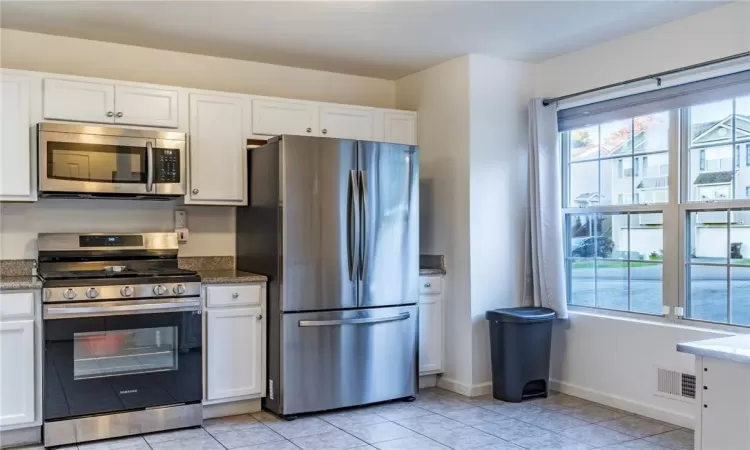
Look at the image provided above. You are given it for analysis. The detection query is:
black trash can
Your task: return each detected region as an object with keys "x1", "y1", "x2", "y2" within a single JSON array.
[{"x1": 485, "y1": 307, "x2": 556, "y2": 403}]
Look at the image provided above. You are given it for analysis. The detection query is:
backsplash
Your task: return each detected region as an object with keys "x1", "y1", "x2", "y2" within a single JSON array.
[
  {"x1": 178, "y1": 256, "x2": 234, "y2": 271},
  {"x1": 0, "y1": 199, "x2": 235, "y2": 259}
]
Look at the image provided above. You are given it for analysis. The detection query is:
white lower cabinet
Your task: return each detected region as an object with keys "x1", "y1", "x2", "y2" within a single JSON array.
[
  {"x1": 0, "y1": 291, "x2": 39, "y2": 430},
  {"x1": 418, "y1": 276, "x2": 444, "y2": 375},
  {"x1": 204, "y1": 284, "x2": 266, "y2": 403}
]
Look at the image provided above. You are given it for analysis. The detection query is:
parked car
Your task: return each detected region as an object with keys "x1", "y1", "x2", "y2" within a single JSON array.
[{"x1": 571, "y1": 236, "x2": 615, "y2": 258}]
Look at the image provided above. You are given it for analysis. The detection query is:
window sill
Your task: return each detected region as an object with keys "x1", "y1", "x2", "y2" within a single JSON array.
[{"x1": 566, "y1": 305, "x2": 743, "y2": 335}]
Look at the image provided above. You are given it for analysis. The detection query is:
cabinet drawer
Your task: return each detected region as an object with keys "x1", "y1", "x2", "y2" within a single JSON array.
[
  {"x1": 206, "y1": 284, "x2": 262, "y2": 308},
  {"x1": 0, "y1": 292, "x2": 35, "y2": 320},
  {"x1": 419, "y1": 276, "x2": 442, "y2": 295}
]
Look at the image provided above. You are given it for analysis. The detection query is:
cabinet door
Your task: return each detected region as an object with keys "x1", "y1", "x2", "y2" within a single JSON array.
[
  {"x1": 188, "y1": 94, "x2": 248, "y2": 204},
  {"x1": 0, "y1": 320, "x2": 35, "y2": 427},
  {"x1": 114, "y1": 85, "x2": 179, "y2": 128},
  {"x1": 0, "y1": 72, "x2": 35, "y2": 201},
  {"x1": 319, "y1": 105, "x2": 374, "y2": 140},
  {"x1": 206, "y1": 307, "x2": 263, "y2": 401},
  {"x1": 418, "y1": 295, "x2": 443, "y2": 374},
  {"x1": 43, "y1": 78, "x2": 115, "y2": 123},
  {"x1": 384, "y1": 111, "x2": 417, "y2": 145},
  {"x1": 252, "y1": 99, "x2": 318, "y2": 137}
]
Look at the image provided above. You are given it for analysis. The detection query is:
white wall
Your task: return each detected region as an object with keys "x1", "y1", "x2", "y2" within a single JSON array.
[
  {"x1": 468, "y1": 54, "x2": 533, "y2": 387},
  {"x1": 395, "y1": 54, "x2": 532, "y2": 394},
  {"x1": 0, "y1": 29, "x2": 396, "y2": 259},
  {"x1": 395, "y1": 56, "x2": 474, "y2": 390},
  {"x1": 535, "y1": 1, "x2": 750, "y2": 426}
]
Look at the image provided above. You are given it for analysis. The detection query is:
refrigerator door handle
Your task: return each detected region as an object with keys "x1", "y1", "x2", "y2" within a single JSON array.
[
  {"x1": 358, "y1": 169, "x2": 368, "y2": 280},
  {"x1": 298, "y1": 312, "x2": 410, "y2": 327},
  {"x1": 348, "y1": 169, "x2": 360, "y2": 281}
]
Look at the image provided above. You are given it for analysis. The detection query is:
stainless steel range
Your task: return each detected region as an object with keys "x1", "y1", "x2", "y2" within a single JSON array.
[{"x1": 39, "y1": 232, "x2": 203, "y2": 448}]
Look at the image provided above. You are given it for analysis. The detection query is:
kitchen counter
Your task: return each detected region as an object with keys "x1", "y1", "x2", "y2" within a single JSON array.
[
  {"x1": 0, "y1": 276, "x2": 43, "y2": 291},
  {"x1": 677, "y1": 334, "x2": 750, "y2": 365},
  {"x1": 197, "y1": 269, "x2": 267, "y2": 284}
]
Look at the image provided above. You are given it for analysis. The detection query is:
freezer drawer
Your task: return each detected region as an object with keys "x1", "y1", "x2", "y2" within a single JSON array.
[{"x1": 279, "y1": 305, "x2": 417, "y2": 415}]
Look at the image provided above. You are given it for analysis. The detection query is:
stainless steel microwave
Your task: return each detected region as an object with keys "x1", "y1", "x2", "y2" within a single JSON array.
[{"x1": 38, "y1": 123, "x2": 186, "y2": 199}]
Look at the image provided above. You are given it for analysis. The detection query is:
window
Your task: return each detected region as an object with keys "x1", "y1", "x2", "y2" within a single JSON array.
[{"x1": 560, "y1": 74, "x2": 750, "y2": 327}]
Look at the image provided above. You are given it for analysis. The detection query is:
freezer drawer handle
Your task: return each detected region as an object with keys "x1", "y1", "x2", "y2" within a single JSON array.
[{"x1": 298, "y1": 312, "x2": 410, "y2": 327}]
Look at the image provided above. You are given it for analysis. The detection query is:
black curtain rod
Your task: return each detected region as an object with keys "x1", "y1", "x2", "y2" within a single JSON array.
[{"x1": 541, "y1": 52, "x2": 750, "y2": 107}]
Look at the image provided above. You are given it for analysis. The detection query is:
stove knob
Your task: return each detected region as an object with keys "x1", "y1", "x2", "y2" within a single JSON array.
[
  {"x1": 120, "y1": 286, "x2": 134, "y2": 297},
  {"x1": 153, "y1": 284, "x2": 167, "y2": 296},
  {"x1": 173, "y1": 284, "x2": 186, "y2": 295},
  {"x1": 63, "y1": 289, "x2": 77, "y2": 300},
  {"x1": 85, "y1": 288, "x2": 100, "y2": 299}
]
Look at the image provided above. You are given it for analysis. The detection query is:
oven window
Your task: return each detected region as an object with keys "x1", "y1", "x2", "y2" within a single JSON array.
[
  {"x1": 47, "y1": 142, "x2": 147, "y2": 183},
  {"x1": 73, "y1": 326, "x2": 178, "y2": 380}
]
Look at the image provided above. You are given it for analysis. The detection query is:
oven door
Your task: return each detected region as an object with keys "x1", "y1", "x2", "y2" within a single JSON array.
[{"x1": 43, "y1": 298, "x2": 202, "y2": 421}]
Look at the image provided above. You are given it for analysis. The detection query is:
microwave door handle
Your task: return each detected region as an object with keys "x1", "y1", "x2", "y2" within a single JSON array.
[{"x1": 146, "y1": 141, "x2": 154, "y2": 192}]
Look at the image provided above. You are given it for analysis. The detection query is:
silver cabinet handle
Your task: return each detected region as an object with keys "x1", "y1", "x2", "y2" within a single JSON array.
[
  {"x1": 192, "y1": 188, "x2": 199, "y2": 195},
  {"x1": 232, "y1": 292, "x2": 239, "y2": 299},
  {"x1": 106, "y1": 111, "x2": 114, "y2": 117},
  {"x1": 299, "y1": 312, "x2": 410, "y2": 327},
  {"x1": 321, "y1": 129, "x2": 328, "y2": 134},
  {"x1": 257, "y1": 314, "x2": 263, "y2": 320},
  {"x1": 306, "y1": 127, "x2": 312, "y2": 133},
  {"x1": 116, "y1": 112, "x2": 124, "y2": 118},
  {"x1": 146, "y1": 141, "x2": 154, "y2": 192},
  {"x1": 424, "y1": 283, "x2": 432, "y2": 288}
]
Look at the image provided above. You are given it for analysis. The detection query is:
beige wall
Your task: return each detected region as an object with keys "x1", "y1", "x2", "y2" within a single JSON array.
[
  {"x1": 0, "y1": 29, "x2": 396, "y2": 259},
  {"x1": 0, "y1": 29, "x2": 395, "y2": 108}
]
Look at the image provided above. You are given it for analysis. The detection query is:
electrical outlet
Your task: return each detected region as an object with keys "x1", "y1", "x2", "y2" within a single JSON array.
[{"x1": 175, "y1": 210, "x2": 187, "y2": 229}]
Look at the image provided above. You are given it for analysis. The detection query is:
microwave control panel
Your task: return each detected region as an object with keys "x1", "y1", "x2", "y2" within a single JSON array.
[{"x1": 154, "y1": 149, "x2": 180, "y2": 182}]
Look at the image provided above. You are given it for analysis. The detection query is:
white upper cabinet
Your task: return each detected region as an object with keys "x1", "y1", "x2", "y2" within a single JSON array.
[
  {"x1": 0, "y1": 71, "x2": 36, "y2": 201},
  {"x1": 384, "y1": 111, "x2": 418, "y2": 145},
  {"x1": 114, "y1": 85, "x2": 179, "y2": 128},
  {"x1": 0, "y1": 320, "x2": 35, "y2": 427},
  {"x1": 319, "y1": 105, "x2": 375, "y2": 140},
  {"x1": 44, "y1": 78, "x2": 115, "y2": 124},
  {"x1": 252, "y1": 99, "x2": 318, "y2": 137},
  {"x1": 187, "y1": 93, "x2": 249, "y2": 205},
  {"x1": 206, "y1": 307, "x2": 264, "y2": 401},
  {"x1": 43, "y1": 79, "x2": 179, "y2": 128}
]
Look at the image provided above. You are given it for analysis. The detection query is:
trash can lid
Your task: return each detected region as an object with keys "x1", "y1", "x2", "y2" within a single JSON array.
[{"x1": 485, "y1": 307, "x2": 556, "y2": 323}]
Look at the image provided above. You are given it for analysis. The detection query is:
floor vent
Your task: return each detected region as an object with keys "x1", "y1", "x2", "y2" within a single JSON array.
[{"x1": 657, "y1": 368, "x2": 696, "y2": 401}]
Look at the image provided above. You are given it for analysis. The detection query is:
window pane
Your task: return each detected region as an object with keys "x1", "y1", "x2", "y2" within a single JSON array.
[
  {"x1": 569, "y1": 126, "x2": 599, "y2": 162},
  {"x1": 635, "y1": 112, "x2": 670, "y2": 155},
  {"x1": 730, "y1": 215, "x2": 750, "y2": 264},
  {"x1": 731, "y1": 267, "x2": 750, "y2": 326},
  {"x1": 595, "y1": 260, "x2": 628, "y2": 311},
  {"x1": 631, "y1": 262, "x2": 663, "y2": 315},
  {"x1": 600, "y1": 119, "x2": 632, "y2": 158},
  {"x1": 691, "y1": 99, "x2": 733, "y2": 144},
  {"x1": 569, "y1": 161, "x2": 599, "y2": 207},
  {"x1": 689, "y1": 145, "x2": 734, "y2": 201},
  {"x1": 736, "y1": 95, "x2": 750, "y2": 142},
  {"x1": 608, "y1": 213, "x2": 629, "y2": 259},
  {"x1": 636, "y1": 151, "x2": 668, "y2": 205},
  {"x1": 600, "y1": 158, "x2": 621, "y2": 206},
  {"x1": 689, "y1": 211, "x2": 728, "y2": 264},
  {"x1": 631, "y1": 213, "x2": 664, "y2": 261},
  {"x1": 569, "y1": 259, "x2": 595, "y2": 307},
  {"x1": 687, "y1": 264, "x2": 728, "y2": 323}
]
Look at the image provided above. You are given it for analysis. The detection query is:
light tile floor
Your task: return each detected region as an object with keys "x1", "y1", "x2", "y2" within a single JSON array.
[{"x1": 19, "y1": 389, "x2": 694, "y2": 450}]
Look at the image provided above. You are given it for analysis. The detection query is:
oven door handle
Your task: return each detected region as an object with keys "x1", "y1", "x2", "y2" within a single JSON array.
[{"x1": 44, "y1": 298, "x2": 201, "y2": 319}]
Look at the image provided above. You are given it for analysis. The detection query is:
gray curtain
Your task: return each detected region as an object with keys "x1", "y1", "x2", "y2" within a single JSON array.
[{"x1": 524, "y1": 99, "x2": 568, "y2": 318}]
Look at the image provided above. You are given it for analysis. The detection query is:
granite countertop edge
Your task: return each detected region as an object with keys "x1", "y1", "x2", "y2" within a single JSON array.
[
  {"x1": 0, "y1": 276, "x2": 43, "y2": 291},
  {"x1": 197, "y1": 269, "x2": 268, "y2": 284},
  {"x1": 677, "y1": 334, "x2": 750, "y2": 365},
  {"x1": 420, "y1": 268, "x2": 446, "y2": 275}
]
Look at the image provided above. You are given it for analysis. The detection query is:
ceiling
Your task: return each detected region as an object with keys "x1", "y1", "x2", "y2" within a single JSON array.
[{"x1": 0, "y1": 1, "x2": 726, "y2": 79}]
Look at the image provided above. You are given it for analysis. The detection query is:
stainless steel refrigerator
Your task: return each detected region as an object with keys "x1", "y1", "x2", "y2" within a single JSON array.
[{"x1": 236, "y1": 135, "x2": 419, "y2": 417}]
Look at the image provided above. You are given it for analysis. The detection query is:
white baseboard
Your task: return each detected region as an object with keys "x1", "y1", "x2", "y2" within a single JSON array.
[
  {"x1": 202, "y1": 398, "x2": 261, "y2": 419},
  {"x1": 550, "y1": 379, "x2": 695, "y2": 429},
  {"x1": 437, "y1": 377, "x2": 493, "y2": 397},
  {"x1": 0, "y1": 426, "x2": 41, "y2": 449}
]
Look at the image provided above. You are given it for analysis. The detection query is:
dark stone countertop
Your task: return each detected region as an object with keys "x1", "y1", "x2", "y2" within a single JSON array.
[
  {"x1": 198, "y1": 269, "x2": 268, "y2": 284},
  {"x1": 420, "y1": 268, "x2": 446, "y2": 276},
  {"x1": 0, "y1": 276, "x2": 43, "y2": 291}
]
